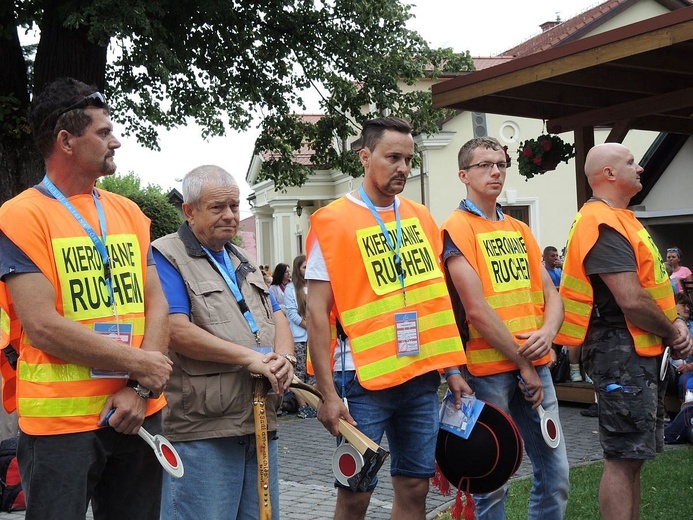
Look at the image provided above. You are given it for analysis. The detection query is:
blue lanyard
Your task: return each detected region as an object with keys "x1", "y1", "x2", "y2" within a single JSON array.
[
  {"x1": 358, "y1": 185, "x2": 406, "y2": 304},
  {"x1": 42, "y1": 175, "x2": 115, "y2": 310},
  {"x1": 201, "y1": 245, "x2": 261, "y2": 345}
]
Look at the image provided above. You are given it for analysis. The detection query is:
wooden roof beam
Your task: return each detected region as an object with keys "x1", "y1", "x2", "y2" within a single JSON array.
[{"x1": 548, "y1": 86, "x2": 693, "y2": 133}]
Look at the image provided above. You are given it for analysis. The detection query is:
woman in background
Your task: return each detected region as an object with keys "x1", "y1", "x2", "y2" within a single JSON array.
[
  {"x1": 667, "y1": 247, "x2": 692, "y2": 294},
  {"x1": 269, "y1": 262, "x2": 291, "y2": 312},
  {"x1": 284, "y1": 255, "x2": 317, "y2": 418}
]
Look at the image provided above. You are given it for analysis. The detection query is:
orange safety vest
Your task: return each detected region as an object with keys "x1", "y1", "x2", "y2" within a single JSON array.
[
  {"x1": 441, "y1": 210, "x2": 550, "y2": 377},
  {"x1": 0, "y1": 187, "x2": 165, "y2": 435},
  {"x1": 309, "y1": 196, "x2": 465, "y2": 390},
  {"x1": 556, "y1": 201, "x2": 675, "y2": 356},
  {"x1": 0, "y1": 293, "x2": 20, "y2": 414}
]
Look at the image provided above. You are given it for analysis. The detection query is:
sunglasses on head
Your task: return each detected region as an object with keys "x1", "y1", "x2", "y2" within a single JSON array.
[{"x1": 56, "y1": 92, "x2": 106, "y2": 120}]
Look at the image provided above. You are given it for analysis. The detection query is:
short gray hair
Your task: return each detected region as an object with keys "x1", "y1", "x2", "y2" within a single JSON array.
[{"x1": 182, "y1": 165, "x2": 238, "y2": 207}]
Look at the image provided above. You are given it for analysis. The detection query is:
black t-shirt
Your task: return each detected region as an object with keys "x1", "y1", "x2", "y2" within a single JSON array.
[{"x1": 584, "y1": 224, "x2": 637, "y2": 328}]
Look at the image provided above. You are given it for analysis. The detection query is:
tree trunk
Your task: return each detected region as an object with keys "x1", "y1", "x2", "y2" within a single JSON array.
[{"x1": 0, "y1": 0, "x2": 109, "y2": 203}]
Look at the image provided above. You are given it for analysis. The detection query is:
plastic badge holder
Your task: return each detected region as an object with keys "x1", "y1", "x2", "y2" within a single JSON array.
[{"x1": 439, "y1": 390, "x2": 484, "y2": 440}]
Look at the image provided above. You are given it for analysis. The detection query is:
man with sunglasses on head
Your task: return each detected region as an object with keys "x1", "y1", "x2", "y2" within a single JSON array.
[
  {"x1": 0, "y1": 77, "x2": 173, "y2": 519},
  {"x1": 441, "y1": 137, "x2": 569, "y2": 519}
]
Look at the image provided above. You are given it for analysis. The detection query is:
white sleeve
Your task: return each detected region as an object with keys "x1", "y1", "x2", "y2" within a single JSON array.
[{"x1": 305, "y1": 239, "x2": 330, "y2": 281}]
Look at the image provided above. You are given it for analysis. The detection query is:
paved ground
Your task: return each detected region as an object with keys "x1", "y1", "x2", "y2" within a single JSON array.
[{"x1": 0, "y1": 402, "x2": 688, "y2": 519}]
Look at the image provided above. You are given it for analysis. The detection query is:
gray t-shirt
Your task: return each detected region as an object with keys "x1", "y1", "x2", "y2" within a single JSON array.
[{"x1": 584, "y1": 224, "x2": 636, "y2": 328}]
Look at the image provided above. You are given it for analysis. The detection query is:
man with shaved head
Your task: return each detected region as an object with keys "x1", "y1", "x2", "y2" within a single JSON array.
[{"x1": 556, "y1": 143, "x2": 693, "y2": 520}]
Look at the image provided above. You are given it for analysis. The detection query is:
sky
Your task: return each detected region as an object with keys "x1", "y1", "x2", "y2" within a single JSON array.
[{"x1": 115, "y1": 0, "x2": 601, "y2": 218}]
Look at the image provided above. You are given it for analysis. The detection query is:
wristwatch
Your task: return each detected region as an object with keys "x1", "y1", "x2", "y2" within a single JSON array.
[
  {"x1": 281, "y1": 354, "x2": 298, "y2": 368},
  {"x1": 126, "y1": 379, "x2": 152, "y2": 399}
]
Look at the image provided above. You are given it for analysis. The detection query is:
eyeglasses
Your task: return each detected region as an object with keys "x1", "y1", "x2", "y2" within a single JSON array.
[
  {"x1": 461, "y1": 161, "x2": 510, "y2": 172},
  {"x1": 56, "y1": 92, "x2": 106, "y2": 120}
]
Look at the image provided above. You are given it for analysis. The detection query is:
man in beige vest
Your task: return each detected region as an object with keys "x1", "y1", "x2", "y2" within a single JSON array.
[{"x1": 153, "y1": 165, "x2": 295, "y2": 519}]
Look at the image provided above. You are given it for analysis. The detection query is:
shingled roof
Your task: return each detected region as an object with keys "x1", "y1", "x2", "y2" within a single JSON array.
[{"x1": 497, "y1": 0, "x2": 691, "y2": 58}]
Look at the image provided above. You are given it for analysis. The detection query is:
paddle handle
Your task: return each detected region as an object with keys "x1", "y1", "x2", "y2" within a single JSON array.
[{"x1": 290, "y1": 378, "x2": 380, "y2": 455}]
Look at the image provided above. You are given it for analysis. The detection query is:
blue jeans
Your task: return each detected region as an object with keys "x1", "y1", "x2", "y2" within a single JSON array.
[
  {"x1": 334, "y1": 370, "x2": 440, "y2": 489},
  {"x1": 160, "y1": 434, "x2": 279, "y2": 520},
  {"x1": 464, "y1": 365, "x2": 569, "y2": 520}
]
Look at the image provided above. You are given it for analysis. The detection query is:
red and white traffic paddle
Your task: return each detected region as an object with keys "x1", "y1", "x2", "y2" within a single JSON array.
[
  {"x1": 290, "y1": 378, "x2": 389, "y2": 491},
  {"x1": 102, "y1": 408, "x2": 184, "y2": 478},
  {"x1": 517, "y1": 376, "x2": 561, "y2": 449},
  {"x1": 138, "y1": 425, "x2": 185, "y2": 478}
]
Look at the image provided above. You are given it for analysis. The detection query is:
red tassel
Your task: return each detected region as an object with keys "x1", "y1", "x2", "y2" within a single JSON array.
[
  {"x1": 450, "y1": 488, "x2": 463, "y2": 520},
  {"x1": 463, "y1": 490, "x2": 476, "y2": 520},
  {"x1": 431, "y1": 461, "x2": 451, "y2": 496}
]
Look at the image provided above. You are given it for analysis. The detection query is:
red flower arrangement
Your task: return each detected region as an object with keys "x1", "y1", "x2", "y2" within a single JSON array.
[{"x1": 517, "y1": 134, "x2": 575, "y2": 180}]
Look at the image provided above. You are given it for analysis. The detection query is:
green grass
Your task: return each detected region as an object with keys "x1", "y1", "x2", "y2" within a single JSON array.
[{"x1": 435, "y1": 447, "x2": 693, "y2": 519}]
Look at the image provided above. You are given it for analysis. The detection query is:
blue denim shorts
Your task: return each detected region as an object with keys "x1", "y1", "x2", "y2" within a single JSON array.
[{"x1": 333, "y1": 370, "x2": 441, "y2": 490}]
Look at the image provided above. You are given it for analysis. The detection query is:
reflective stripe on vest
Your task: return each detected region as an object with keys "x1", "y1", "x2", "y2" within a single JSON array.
[
  {"x1": 441, "y1": 210, "x2": 550, "y2": 376},
  {"x1": 310, "y1": 197, "x2": 465, "y2": 390},
  {"x1": 557, "y1": 202, "x2": 675, "y2": 356}
]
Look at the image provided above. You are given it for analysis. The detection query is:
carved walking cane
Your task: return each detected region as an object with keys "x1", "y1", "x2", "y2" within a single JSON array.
[{"x1": 252, "y1": 374, "x2": 272, "y2": 520}]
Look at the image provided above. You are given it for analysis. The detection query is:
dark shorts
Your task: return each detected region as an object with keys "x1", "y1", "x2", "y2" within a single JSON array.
[
  {"x1": 583, "y1": 327, "x2": 665, "y2": 460},
  {"x1": 18, "y1": 412, "x2": 163, "y2": 520}
]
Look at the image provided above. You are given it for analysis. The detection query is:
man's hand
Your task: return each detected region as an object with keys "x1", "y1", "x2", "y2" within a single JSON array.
[
  {"x1": 445, "y1": 372, "x2": 473, "y2": 410},
  {"x1": 518, "y1": 365, "x2": 544, "y2": 409},
  {"x1": 666, "y1": 320, "x2": 693, "y2": 359},
  {"x1": 317, "y1": 393, "x2": 357, "y2": 437},
  {"x1": 516, "y1": 328, "x2": 554, "y2": 360},
  {"x1": 264, "y1": 353, "x2": 294, "y2": 394},
  {"x1": 98, "y1": 388, "x2": 148, "y2": 435},
  {"x1": 130, "y1": 350, "x2": 173, "y2": 394}
]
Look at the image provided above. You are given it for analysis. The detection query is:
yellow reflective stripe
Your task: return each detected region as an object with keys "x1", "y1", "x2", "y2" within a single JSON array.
[
  {"x1": 350, "y1": 310, "x2": 457, "y2": 354},
  {"x1": 18, "y1": 361, "x2": 92, "y2": 383},
  {"x1": 340, "y1": 282, "x2": 448, "y2": 327},
  {"x1": 559, "y1": 321, "x2": 585, "y2": 340},
  {"x1": 18, "y1": 395, "x2": 108, "y2": 417},
  {"x1": 646, "y1": 284, "x2": 673, "y2": 301},
  {"x1": 357, "y1": 337, "x2": 461, "y2": 383},
  {"x1": 633, "y1": 332, "x2": 660, "y2": 349},
  {"x1": 468, "y1": 315, "x2": 540, "y2": 340},
  {"x1": 663, "y1": 306, "x2": 677, "y2": 320},
  {"x1": 1, "y1": 309, "x2": 9, "y2": 333},
  {"x1": 562, "y1": 274, "x2": 592, "y2": 296},
  {"x1": 485, "y1": 290, "x2": 543, "y2": 309},
  {"x1": 468, "y1": 347, "x2": 508, "y2": 364},
  {"x1": 563, "y1": 298, "x2": 592, "y2": 317}
]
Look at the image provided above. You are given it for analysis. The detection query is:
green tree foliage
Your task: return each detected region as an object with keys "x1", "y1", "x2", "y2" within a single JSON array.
[
  {"x1": 97, "y1": 172, "x2": 182, "y2": 240},
  {"x1": 1, "y1": 0, "x2": 474, "y2": 201}
]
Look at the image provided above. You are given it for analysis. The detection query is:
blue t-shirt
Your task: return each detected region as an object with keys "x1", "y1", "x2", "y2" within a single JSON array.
[
  {"x1": 153, "y1": 249, "x2": 280, "y2": 316},
  {"x1": 546, "y1": 267, "x2": 562, "y2": 288}
]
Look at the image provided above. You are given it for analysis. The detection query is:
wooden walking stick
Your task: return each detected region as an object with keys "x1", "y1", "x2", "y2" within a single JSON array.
[{"x1": 252, "y1": 374, "x2": 272, "y2": 520}]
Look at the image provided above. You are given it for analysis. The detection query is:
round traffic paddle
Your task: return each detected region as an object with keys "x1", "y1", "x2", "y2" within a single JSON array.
[
  {"x1": 517, "y1": 376, "x2": 560, "y2": 449},
  {"x1": 536, "y1": 404, "x2": 561, "y2": 449},
  {"x1": 138, "y1": 425, "x2": 185, "y2": 479},
  {"x1": 332, "y1": 442, "x2": 364, "y2": 487},
  {"x1": 102, "y1": 408, "x2": 184, "y2": 478}
]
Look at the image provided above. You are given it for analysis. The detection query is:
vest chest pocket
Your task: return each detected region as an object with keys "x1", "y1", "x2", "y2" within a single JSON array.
[{"x1": 186, "y1": 279, "x2": 231, "y2": 324}]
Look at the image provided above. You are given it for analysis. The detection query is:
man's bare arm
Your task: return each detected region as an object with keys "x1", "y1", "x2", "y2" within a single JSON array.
[
  {"x1": 446, "y1": 254, "x2": 543, "y2": 406},
  {"x1": 307, "y1": 279, "x2": 356, "y2": 435},
  {"x1": 7, "y1": 271, "x2": 171, "y2": 391}
]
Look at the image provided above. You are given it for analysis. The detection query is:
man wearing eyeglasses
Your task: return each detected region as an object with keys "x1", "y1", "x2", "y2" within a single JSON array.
[
  {"x1": 555, "y1": 143, "x2": 693, "y2": 520},
  {"x1": 441, "y1": 137, "x2": 569, "y2": 519},
  {"x1": 0, "y1": 77, "x2": 173, "y2": 519}
]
